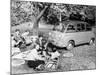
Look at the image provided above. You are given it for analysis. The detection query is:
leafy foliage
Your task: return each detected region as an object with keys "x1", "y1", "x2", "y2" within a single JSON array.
[{"x1": 11, "y1": 0, "x2": 96, "y2": 26}]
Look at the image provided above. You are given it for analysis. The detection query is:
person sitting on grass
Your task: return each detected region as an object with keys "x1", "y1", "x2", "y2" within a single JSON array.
[{"x1": 24, "y1": 43, "x2": 46, "y2": 71}]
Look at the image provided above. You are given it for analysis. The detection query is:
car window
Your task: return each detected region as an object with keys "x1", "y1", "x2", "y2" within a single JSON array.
[
  {"x1": 67, "y1": 24, "x2": 75, "y2": 31},
  {"x1": 81, "y1": 23, "x2": 85, "y2": 31},
  {"x1": 77, "y1": 23, "x2": 85, "y2": 31},
  {"x1": 53, "y1": 23, "x2": 65, "y2": 32},
  {"x1": 86, "y1": 24, "x2": 92, "y2": 31},
  {"x1": 77, "y1": 24, "x2": 81, "y2": 31}
]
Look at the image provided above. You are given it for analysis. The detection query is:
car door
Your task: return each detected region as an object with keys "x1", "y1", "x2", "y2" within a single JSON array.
[
  {"x1": 85, "y1": 23, "x2": 94, "y2": 42},
  {"x1": 62, "y1": 24, "x2": 78, "y2": 46},
  {"x1": 75, "y1": 23, "x2": 89, "y2": 44}
]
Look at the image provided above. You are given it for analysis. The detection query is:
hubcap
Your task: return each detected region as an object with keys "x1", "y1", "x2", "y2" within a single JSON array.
[
  {"x1": 90, "y1": 40, "x2": 94, "y2": 45},
  {"x1": 67, "y1": 43, "x2": 73, "y2": 50}
]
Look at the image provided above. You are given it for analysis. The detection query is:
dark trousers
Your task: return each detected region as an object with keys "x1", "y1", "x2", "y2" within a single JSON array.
[{"x1": 27, "y1": 60, "x2": 45, "y2": 69}]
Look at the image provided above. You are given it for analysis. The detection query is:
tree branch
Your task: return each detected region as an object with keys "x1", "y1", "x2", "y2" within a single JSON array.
[{"x1": 36, "y1": 6, "x2": 49, "y2": 21}]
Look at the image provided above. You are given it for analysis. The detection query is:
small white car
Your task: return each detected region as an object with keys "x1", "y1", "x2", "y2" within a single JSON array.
[{"x1": 49, "y1": 21, "x2": 95, "y2": 50}]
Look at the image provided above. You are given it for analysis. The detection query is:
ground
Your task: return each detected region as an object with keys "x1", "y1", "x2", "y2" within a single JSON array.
[
  {"x1": 11, "y1": 44, "x2": 96, "y2": 74},
  {"x1": 11, "y1": 23, "x2": 96, "y2": 74}
]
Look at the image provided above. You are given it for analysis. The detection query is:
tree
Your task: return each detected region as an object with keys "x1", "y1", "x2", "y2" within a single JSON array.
[
  {"x1": 32, "y1": 5, "x2": 50, "y2": 35},
  {"x1": 11, "y1": 0, "x2": 51, "y2": 35},
  {"x1": 11, "y1": 0, "x2": 96, "y2": 34}
]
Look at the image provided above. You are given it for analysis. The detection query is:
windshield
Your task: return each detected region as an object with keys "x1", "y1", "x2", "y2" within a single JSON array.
[{"x1": 53, "y1": 23, "x2": 65, "y2": 32}]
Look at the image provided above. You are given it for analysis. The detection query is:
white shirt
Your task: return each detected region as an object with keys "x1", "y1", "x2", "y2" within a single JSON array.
[
  {"x1": 12, "y1": 39, "x2": 16, "y2": 47},
  {"x1": 50, "y1": 51, "x2": 60, "y2": 59},
  {"x1": 12, "y1": 47, "x2": 21, "y2": 56},
  {"x1": 21, "y1": 32, "x2": 29, "y2": 38}
]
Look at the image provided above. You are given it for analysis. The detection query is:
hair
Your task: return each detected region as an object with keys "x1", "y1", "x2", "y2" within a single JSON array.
[
  {"x1": 15, "y1": 29, "x2": 20, "y2": 32},
  {"x1": 38, "y1": 34, "x2": 43, "y2": 38}
]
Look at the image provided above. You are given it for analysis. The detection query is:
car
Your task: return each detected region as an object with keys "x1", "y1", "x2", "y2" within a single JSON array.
[{"x1": 48, "y1": 21, "x2": 95, "y2": 50}]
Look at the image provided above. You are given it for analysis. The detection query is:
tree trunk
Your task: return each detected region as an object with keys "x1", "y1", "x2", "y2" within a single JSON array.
[{"x1": 32, "y1": 6, "x2": 49, "y2": 36}]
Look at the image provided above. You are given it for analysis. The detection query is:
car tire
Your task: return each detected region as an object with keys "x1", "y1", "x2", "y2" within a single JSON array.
[
  {"x1": 89, "y1": 38, "x2": 95, "y2": 45},
  {"x1": 66, "y1": 41, "x2": 74, "y2": 50}
]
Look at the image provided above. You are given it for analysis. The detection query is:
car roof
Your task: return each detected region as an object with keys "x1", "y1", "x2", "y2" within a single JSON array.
[
  {"x1": 55, "y1": 20, "x2": 88, "y2": 27},
  {"x1": 62, "y1": 20, "x2": 88, "y2": 24}
]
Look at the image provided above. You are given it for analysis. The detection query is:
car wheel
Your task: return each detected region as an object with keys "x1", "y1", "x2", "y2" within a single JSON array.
[
  {"x1": 66, "y1": 41, "x2": 74, "y2": 50},
  {"x1": 89, "y1": 38, "x2": 95, "y2": 45}
]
